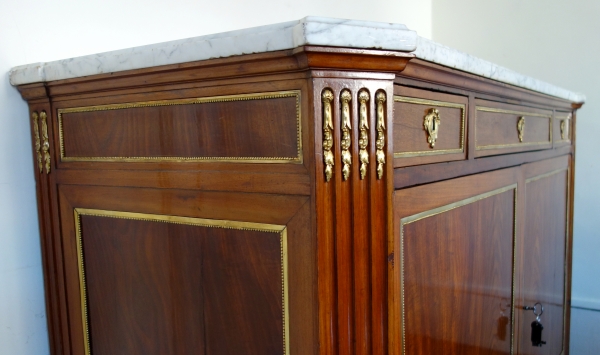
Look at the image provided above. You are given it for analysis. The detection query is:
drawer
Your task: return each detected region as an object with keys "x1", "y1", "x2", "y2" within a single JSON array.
[
  {"x1": 393, "y1": 87, "x2": 468, "y2": 167},
  {"x1": 554, "y1": 111, "x2": 572, "y2": 146},
  {"x1": 475, "y1": 100, "x2": 552, "y2": 157}
]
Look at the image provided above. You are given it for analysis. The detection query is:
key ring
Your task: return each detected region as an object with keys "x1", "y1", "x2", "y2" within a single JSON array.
[{"x1": 533, "y1": 302, "x2": 544, "y2": 321}]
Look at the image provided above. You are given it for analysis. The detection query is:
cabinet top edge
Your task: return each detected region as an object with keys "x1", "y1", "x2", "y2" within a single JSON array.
[{"x1": 8, "y1": 16, "x2": 585, "y2": 103}]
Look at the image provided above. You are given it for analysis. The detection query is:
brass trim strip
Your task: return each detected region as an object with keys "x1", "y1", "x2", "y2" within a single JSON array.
[
  {"x1": 399, "y1": 184, "x2": 518, "y2": 355},
  {"x1": 74, "y1": 208, "x2": 290, "y2": 355},
  {"x1": 475, "y1": 106, "x2": 552, "y2": 151},
  {"x1": 32, "y1": 112, "x2": 42, "y2": 174},
  {"x1": 358, "y1": 90, "x2": 370, "y2": 180},
  {"x1": 524, "y1": 167, "x2": 569, "y2": 355},
  {"x1": 511, "y1": 187, "x2": 518, "y2": 355},
  {"x1": 40, "y1": 111, "x2": 51, "y2": 174},
  {"x1": 58, "y1": 91, "x2": 302, "y2": 164},
  {"x1": 340, "y1": 90, "x2": 352, "y2": 181},
  {"x1": 376, "y1": 92, "x2": 386, "y2": 179},
  {"x1": 322, "y1": 89, "x2": 334, "y2": 182},
  {"x1": 393, "y1": 96, "x2": 466, "y2": 158}
]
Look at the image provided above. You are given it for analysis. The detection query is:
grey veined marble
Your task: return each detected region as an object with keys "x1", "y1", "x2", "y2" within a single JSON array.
[{"x1": 9, "y1": 16, "x2": 585, "y2": 102}]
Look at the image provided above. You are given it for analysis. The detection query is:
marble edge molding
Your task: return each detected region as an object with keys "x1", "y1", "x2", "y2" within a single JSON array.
[
  {"x1": 8, "y1": 16, "x2": 585, "y2": 103},
  {"x1": 413, "y1": 37, "x2": 586, "y2": 103},
  {"x1": 8, "y1": 16, "x2": 417, "y2": 86}
]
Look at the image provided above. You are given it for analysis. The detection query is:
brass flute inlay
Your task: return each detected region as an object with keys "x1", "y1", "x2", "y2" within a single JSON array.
[
  {"x1": 340, "y1": 90, "x2": 352, "y2": 181},
  {"x1": 32, "y1": 112, "x2": 42, "y2": 173},
  {"x1": 517, "y1": 116, "x2": 525, "y2": 142},
  {"x1": 74, "y1": 208, "x2": 290, "y2": 355},
  {"x1": 376, "y1": 92, "x2": 386, "y2": 180},
  {"x1": 322, "y1": 90, "x2": 334, "y2": 182},
  {"x1": 423, "y1": 108, "x2": 441, "y2": 148},
  {"x1": 358, "y1": 90, "x2": 370, "y2": 180},
  {"x1": 40, "y1": 111, "x2": 50, "y2": 174}
]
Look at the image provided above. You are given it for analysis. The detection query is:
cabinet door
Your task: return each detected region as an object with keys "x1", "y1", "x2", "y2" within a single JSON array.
[
  {"x1": 391, "y1": 167, "x2": 519, "y2": 355},
  {"x1": 55, "y1": 184, "x2": 315, "y2": 355},
  {"x1": 516, "y1": 156, "x2": 570, "y2": 355}
]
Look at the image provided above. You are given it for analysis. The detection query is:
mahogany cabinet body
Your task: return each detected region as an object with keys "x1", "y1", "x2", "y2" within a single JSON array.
[{"x1": 17, "y1": 47, "x2": 579, "y2": 355}]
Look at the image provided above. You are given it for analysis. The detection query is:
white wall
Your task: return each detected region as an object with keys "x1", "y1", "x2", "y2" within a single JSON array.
[
  {"x1": 432, "y1": 0, "x2": 600, "y2": 353},
  {"x1": 0, "y1": 0, "x2": 431, "y2": 353}
]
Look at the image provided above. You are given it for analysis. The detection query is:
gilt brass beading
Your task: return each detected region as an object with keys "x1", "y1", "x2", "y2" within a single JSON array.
[
  {"x1": 376, "y1": 92, "x2": 386, "y2": 179},
  {"x1": 358, "y1": 90, "x2": 370, "y2": 180},
  {"x1": 322, "y1": 90, "x2": 334, "y2": 182},
  {"x1": 340, "y1": 90, "x2": 352, "y2": 181}
]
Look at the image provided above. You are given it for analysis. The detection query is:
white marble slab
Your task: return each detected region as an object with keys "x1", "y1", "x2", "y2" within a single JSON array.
[
  {"x1": 9, "y1": 17, "x2": 585, "y2": 102},
  {"x1": 8, "y1": 17, "x2": 416, "y2": 86},
  {"x1": 413, "y1": 37, "x2": 586, "y2": 103}
]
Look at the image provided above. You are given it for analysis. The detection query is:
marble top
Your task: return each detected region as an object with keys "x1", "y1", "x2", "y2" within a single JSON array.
[{"x1": 9, "y1": 16, "x2": 585, "y2": 103}]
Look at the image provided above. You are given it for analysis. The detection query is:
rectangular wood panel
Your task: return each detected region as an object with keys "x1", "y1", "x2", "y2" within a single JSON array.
[
  {"x1": 75, "y1": 209, "x2": 288, "y2": 355},
  {"x1": 58, "y1": 91, "x2": 301, "y2": 163}
]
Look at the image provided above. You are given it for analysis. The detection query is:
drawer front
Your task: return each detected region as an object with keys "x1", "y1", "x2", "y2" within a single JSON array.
[
  {"x1": 393, "y1": 87, "x2": 467, "y2": 167},
  {"x1": 554, "y1": 111, "x2": 572, "y2": 146},
  {"x1": 475, "y1": 100, "x2": 552, "y2": 157}
]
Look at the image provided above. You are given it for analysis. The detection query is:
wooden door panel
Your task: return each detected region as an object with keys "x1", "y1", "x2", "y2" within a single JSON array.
[
  {"x1": 393, "y1": 167, "x2": 519, "y2": 355},
  {"x1": 517, "y1": 156, "x2": 570, "y2": 355},
  {"x1": 57, "y1": 185, "x2": 315, "y2": 355}
]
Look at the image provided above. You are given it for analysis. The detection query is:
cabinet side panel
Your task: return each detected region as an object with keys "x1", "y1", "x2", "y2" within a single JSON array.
[{"x1": 80, "y1": 214, "x2": 285, "y2": 355}]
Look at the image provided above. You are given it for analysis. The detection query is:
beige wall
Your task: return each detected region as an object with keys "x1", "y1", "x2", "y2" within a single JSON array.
[
  {"x1": 432, "y1": 0, "x2": 600, "y2": 352},
  {"x1": 0, "y1": 1, "x2": 431, "y2": 353}
]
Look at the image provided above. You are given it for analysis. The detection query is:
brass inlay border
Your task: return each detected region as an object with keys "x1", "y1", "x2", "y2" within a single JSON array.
[
  {"x1": 393, "y1": 96, "x2": 466, "y2": 158},
  {"x1": 340, "y1": 90, "x2": 352, "y2": 181},
  {"x1": 358, "y1": 90, "x2": 370, "y2": 180},
  {"x1": 32, "y1": 112, "x2": 42, "y2": 173},
  {"x1": 74, "y1": 208, "x2": 290, "y2": 355},
  {"x1": 376, "y1": 92, "x2": 386, "y2": 179},
  {"x1": 58, "y1": 91, "x2": 302, "y2": 164},
  {"x1": 476, "y1": 106, "x2": 552, "y2": 151},
  {"x1": 399, "y1": 184, "x2": 518, "y2": 355},
  {"x1": 322, "y1": 89, "x2": 334, "y2": 182},
  {"x1": 524, "y1": 167, "x2": 569, "y2": 355}
]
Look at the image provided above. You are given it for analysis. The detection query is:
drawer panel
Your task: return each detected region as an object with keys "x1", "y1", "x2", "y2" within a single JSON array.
[
  {"x1": 475, "y1": 100, "x2": 552, "y2": 157},
  {"x1": 393, "y1": 87, "x2": 467, "y2": 167},
  {"x1": 58, "y1": 90, "x2": 302, "y2": 164},
  {"x1": 554, "y1": 111, "x2": 572, "y2": 146}
]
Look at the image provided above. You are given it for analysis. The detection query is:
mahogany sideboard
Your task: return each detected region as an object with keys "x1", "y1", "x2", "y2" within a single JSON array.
[{"x1": 11, "y1": 17, "x2": 584, "y2": 355}]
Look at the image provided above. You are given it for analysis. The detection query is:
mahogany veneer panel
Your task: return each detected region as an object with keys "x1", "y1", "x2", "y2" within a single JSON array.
[
  {"x1": 59, "y1": 93, "x2": 301, "y2": 162},
  {"x1": 81, "y1": 214, "x2": 284, "y2": 355}
]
